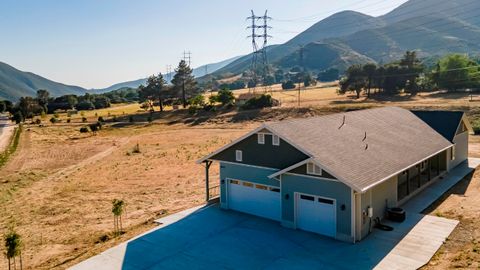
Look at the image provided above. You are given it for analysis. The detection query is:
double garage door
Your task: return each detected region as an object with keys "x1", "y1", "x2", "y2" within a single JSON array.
[
  {"x1": 296, "y1": 193, "x2": 336, "y2": 238},
  {"x1": 227, "y1": 179, "x2": 281, "y2": 221},
  {"x1": 227, "y1": 180, "x2": 336, "y2": 238}
]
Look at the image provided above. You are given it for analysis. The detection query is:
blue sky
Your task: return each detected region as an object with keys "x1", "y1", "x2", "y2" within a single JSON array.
[{"x1": 0, "y1": 0, "x2": 408, "y2": 89}]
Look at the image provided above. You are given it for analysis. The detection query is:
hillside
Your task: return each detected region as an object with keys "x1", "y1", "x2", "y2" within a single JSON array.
[
  {"x1": 93, "y1": 55, "x2": 244, "y2": 94},
  {"x1": 0, "y1": 62, "x2": 86, "y2": 100},
  {"x1": 212, "y1": 0, "x2": 480, "y2": 77}
]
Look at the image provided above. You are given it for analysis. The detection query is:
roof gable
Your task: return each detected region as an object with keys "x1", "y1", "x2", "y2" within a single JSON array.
[
  {"x1": 266, "y1": 107, "x2": 452, "y2": 192},
  {"x1": 411, "y1": 110, "x2": 465, "y2": 142}
]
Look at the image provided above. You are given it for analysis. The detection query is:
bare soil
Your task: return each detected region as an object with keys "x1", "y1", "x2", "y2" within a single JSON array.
[{"x1": 1, "y1": 86, "x2": 480, "y2": 269}]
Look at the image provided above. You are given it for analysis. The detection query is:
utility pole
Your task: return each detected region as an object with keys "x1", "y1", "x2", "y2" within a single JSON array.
[
  {"x1": 247, "y1": 10, "x2": 272, "y2": 94},
  {"x1": 298, "y1": 45, "x2": 304, "y2": 107}
]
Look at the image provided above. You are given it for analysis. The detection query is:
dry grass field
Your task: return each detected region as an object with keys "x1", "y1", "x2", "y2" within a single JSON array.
[{"x1": 1, "y1": 84, "x2": 480, "y2": 269}]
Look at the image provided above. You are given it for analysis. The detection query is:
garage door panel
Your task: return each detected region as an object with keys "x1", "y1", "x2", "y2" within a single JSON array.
[
  {"x1": 228, "y1": 180, "x2": 281, "y2": 221},
  {"x1": 296, "y1": 193, "x2": 336, "y2": 238}
]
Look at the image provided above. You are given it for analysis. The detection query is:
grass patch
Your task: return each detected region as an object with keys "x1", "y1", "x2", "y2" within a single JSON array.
[{"x1": 0, "y1": 124, "x2": 22, "y2": 168}]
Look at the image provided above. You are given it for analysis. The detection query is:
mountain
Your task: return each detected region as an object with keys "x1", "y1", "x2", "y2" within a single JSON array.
[
  {"x1": 0, "y1": 62, "x2": 86, "y2": 101},
  {"x1": 93, "y1": 55, "x2": 244, "y2": 93},
  {"x1": 212, "y1": 0, "x2": 480, "y2": 77}
]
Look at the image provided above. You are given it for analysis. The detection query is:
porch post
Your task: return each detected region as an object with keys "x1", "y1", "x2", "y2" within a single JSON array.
[
  {"x1": 205, "y1": 161, "x2": 212, "y2": 202},
  {"x1": 406, "y1": 170, "x2": 410, "y2": 195},
  {"x1": 417, "y1": 165, "x2": 421, "y2": 188},
  {"x1": 437, "y1": 155, "x2": 440, "y2": 175},
  {"x1": 428, "y1": 159, "x2": 431, "y2": 181}
]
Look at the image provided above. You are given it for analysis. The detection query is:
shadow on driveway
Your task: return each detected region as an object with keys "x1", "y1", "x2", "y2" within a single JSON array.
[{"x1": 118, "y1": 205, "x2": 404, "y2": 270}]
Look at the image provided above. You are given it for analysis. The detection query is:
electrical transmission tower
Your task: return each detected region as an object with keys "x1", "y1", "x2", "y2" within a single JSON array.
[
  {"x1": 183, "y1": 51, "x2": 192, "y2": 67},
  {"x1": 165, "y1": 65, "x2": 172, "y2": 83},
  {"x1": 247, "y1": 10, "x2": 272, "y2": 93}
]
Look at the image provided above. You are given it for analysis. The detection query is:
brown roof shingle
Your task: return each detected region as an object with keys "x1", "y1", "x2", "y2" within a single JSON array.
[{"x1": 267, "y1": 107, "x2": 452, "y2": 191}]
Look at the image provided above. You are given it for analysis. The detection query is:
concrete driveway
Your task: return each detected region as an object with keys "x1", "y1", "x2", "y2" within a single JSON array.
[{"x1": 71, "y1": 159, "x2": 480, "y2": 270}]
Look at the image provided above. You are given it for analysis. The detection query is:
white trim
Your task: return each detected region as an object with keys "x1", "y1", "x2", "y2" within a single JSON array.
[
  {"x1": 257, "y1": 133, "x2": 265, "y2": 144},
  {"x1": 284, "y1": 172, "x2": 340, "y2": 183},
  {"x1": 456, "y1": 113, "x2": 473, "y2": 136},
  {"x1": 197, "y1": 124, "x2": 314, "y2": 164},
  {"x1": 226, "y1": 178, "x2": 280, "y2": 191},
  {"x1": 197, "y1": 125, "x2": 268, "y2": 164},
  {"x1": 235, "y1": 150, "x2": 243, "y2": 162},
  {"x1": 294, "y1": 192, "x2": 337, "y2": 239},
  {"x1": 351, "y1": 190, "x2": 355, "y2": 243},
  {"x1": 272, "y1": 135, "x2": 280, "y2": 146},
  {"x1": 269, "y1": 158, "x2": 313, "y2": 178},
  {"x1": 307, "y1": 162, "x2": 322, "y2": 176},
  {"x1": 220, "y1": 160, "x2": 279, "y2": 171},
  {"x1": 360, "y1": 144, "x2": 453, "y2": 192}
]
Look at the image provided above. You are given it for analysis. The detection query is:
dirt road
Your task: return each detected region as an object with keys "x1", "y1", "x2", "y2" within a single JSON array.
[{"x1": 0, "y1": 115, "x2": 14, "y2": 152}]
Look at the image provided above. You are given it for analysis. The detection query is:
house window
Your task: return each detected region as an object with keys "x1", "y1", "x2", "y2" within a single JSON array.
[
  {"x1": 307, "y1": 162, "x2": 322, "y2": 176},
  {"x1": 257, "y1": 133, "x2": 265, "y2": 144},
  {"x1": 300, "y1": 195, "x2": 315, "y2": 201},
  {"x1": 269, "y1": 187, "x2": 280, "y2": 193},
  {"x1": 235, "y1": 150, "x2": 243, "y2": 162},
  {"x1": 272, "y1": 135, "x2": 280, "y2": 146},
  {"x1": 451, "y1": 145, "x2": 456, "y2": 161},
  {"x1": 255, "y1": 184, "x2": 268, "y2": 190},
  {"x1": 243, "y1": 182, "x2": 253, "y2": 187},
  {"x1": 230, "y1": 180, "x2": 239, "y2": 185}
]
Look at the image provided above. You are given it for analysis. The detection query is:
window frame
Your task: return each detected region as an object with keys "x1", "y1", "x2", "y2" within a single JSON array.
[
  {"x1": 257, "y1": 133, "x2": 265, "y2": 144},
  {"x1": 235, "y1": 150, "x2": 243, "y2": 162},
  {"x1": 306, "y1": 162, "x2": 322, "y2": 176},
  {"x1": 451, "y1": 145, "x2": 456, "y2": 161},
  {"x1": 272, "y1": 135, "x2": 280, "y2": 146}
]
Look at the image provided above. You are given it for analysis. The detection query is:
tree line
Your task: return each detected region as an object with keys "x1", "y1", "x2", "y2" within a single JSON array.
[{"x1": 339, "y1": 52, "x2": 480, "y2": 98}]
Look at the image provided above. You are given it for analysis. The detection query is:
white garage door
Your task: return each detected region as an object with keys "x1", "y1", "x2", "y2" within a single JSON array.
[
  {"x1": 296, "y1": 193, "x2": 336, "y2": 237},
  {"x1": 227, "y1": 179, "x2": 281, "y2": 221}
]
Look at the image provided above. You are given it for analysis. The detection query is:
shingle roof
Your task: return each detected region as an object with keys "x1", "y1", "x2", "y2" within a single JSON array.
[
  {"x1": 267, "y1": 107, "x2": 452, "y2": 192},
  {"x1": 411, "y1": 110, "x2": 464, "y2": 142}
]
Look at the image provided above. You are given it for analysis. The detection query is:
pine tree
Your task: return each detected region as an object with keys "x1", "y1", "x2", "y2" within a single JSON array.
[{"x1": 171, "y1": 60, "x2": 197, "y2": 108}]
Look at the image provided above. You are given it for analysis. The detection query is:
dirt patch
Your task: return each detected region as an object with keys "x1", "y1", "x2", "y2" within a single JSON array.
[{"x1": 421, "y1": 154, "x2": 480, "y2": 268}]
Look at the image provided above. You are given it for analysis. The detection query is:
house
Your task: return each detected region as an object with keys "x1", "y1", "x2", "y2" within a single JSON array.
[{"x1": 197, "y1": 107, "x2": 472, "y2": 243}]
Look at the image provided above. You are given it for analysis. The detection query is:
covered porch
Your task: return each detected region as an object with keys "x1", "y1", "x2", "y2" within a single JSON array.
[{"x1": 397, "y1": 150, "x2": 448, "y2": 204}]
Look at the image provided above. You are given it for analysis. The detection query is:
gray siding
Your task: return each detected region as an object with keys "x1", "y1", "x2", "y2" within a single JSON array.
[
  {"x1": 212, "y1": 133, "x2": 308, "y2": 169},
  {"x1": 281, "y1": 174, "x2": 352, "y2": 240},
  {"x1": 450, "y1": 131, "x2": 468, "y2": 169},
  {"x1": 219, "y1": 162, "x2": 279, "y2": 207},
  {"x1": 358, "y1": 176, "x2": 397, "y2": 240}
]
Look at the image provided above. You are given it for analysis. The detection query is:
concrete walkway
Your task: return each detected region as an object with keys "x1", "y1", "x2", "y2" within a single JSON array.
[
  {"x1": 70, "y1": 159, "x2": 480, "y2": 270},
  {"x1": 375, "y1": 158, "x2": 480, "y2": 270}
]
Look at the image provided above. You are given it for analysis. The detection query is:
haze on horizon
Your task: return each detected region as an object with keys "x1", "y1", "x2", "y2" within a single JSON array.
[{"x1": 0, "y1": 0, "x2": 408, "y2": 89}]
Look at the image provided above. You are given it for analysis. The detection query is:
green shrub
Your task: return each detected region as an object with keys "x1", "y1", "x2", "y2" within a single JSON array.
[
  {"x1": 35, "y1": 118, "x2": 41, "y2": 125},
  {"x1": 241, "y1": 94, "x2": 276, "y2": 110},
  {"x1": 82, "y1": 117, "x2": 87, "y2": 123},
  {"x1": 67, "y1": 118, "x2": 71, "y2": 123},
  {"x1": 50, "y1": 117, "x2": 59, "y2": 124},
  {"x1": 129, "y1": 116, "x2": 134, "y2": 123},
  {"x1": 80, "y1": 126, "x2": 89, "y2": 133},
  {"x1": 98, "y1": 116, "x2": 104, "y2": 122},
  {"x1": 282, "y1": 80, "x2": 296, "y2": 90}
]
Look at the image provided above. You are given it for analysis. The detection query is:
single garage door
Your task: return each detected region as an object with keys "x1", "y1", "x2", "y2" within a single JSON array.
[
  {"x1": 227, "y1": 179, "x2": 281, "y2": 221},
  {"x1": 296, "y1": 193, "x2": 336, "y2": 237}
]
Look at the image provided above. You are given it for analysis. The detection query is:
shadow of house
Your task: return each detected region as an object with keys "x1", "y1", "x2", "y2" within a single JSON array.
[{"x1": 118, "y1": 205, "x2": 421, "y2": 270}]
